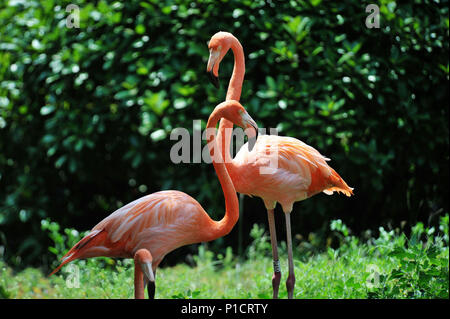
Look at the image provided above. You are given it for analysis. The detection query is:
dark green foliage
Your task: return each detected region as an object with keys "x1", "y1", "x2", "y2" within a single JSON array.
[
  {"x1": 367, "y1": 215, "x2": 449, "y2": 298},
  {"x1": 0, "y1": 0, "x2": 448, "y2": 269},
  {"x1": 1, "y1": 218, "x2": 447, "y2": 298}
]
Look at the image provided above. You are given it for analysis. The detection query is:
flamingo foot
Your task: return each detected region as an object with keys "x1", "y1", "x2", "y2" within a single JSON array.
[
  {"x1": 286, "y1": 272, "x2": 296, "y2": 299},
  {"x1": 272, "y1": 262, "x2": 282, "y2": 299}
]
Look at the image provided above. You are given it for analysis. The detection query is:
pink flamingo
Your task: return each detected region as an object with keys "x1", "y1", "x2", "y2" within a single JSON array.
[
  {"x1": 49, "y1": 100, "x2": 258, "y2": 299},
  {"x1": 206, "y1": 31, "x2": 354, "y2": 299}
]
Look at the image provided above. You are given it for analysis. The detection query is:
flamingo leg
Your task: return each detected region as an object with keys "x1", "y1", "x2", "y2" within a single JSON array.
[
  {"x1": 267, "y1": 209, "x2": 281, "y2": 299},
  {"x1": 284, "y1": 212, "x2": 296, "y2": 299}
]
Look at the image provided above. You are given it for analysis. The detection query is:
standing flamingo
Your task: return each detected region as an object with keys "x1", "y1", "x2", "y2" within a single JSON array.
[
  {"x1": 49, "y1": 100, "x2": 258, "y2": 299},
  {"x1": 206, "y1": 31, "x2": 354, "y2": 299}
]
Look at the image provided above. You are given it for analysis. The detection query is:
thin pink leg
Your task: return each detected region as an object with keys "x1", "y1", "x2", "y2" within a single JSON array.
[
  {"x1": 284, "y1": 212, "x2": 296, "y2": 299},
  {"x1": 267, "y1": 209, "x2": 281, "y2": 299}
]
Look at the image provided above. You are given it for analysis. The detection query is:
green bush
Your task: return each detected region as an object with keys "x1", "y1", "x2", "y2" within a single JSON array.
[
  {"x1": 1, "y1": 218, "x2": 446, "y2": 298},
  {"x1": 0, "y1": 0, "x2": 448, "y2": 269},
  {"x1": 367, "y1": 215, "x2": 449, "y2": 298}
]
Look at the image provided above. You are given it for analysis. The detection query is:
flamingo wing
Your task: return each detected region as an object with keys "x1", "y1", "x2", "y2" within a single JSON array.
[
  {"x1": 233, "y1": 135, "x2": 353, "y2": 206},
  {"x1": 95, "y1": 191, "x2": 209, "y2": 259}
]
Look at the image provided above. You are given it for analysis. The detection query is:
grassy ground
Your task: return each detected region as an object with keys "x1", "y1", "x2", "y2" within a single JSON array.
[{"x1": 1, "y1": 218, "x2": 448, "y2": 299}]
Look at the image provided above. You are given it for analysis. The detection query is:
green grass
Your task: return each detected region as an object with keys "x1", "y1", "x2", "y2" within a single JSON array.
[{"x1": 0, "y1": 217, "x2": 448, "y2": 299}]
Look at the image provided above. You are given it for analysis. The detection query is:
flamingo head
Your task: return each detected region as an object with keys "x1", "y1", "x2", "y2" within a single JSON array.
[
  {"x1": 214, "y1": 100, "x2": 259, "y2": 150},
  {"x1": 206, "y1": 32, "x2": 234, "y2": 88},
  {"x1": 135, "y1": 249, "x2": 155, "y2": 283}
]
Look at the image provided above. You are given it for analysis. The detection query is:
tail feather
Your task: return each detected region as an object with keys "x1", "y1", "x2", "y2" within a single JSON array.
[
  {"x1": 323, "y1": 168, "x2": 354, "y2": 197},
  {"x1": 49, "y1": 229, "x2": 104, "y2": 276}
]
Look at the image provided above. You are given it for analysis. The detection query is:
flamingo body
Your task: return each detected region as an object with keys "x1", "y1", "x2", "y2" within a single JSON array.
[
  {"x1": 230, "y1": 135, "x2": 353, "y2": 213},
  {"x1": 51, "y1": 191, "x2": 214, "y2": 276},
  {"x1": 50, "y1": 101, "x2": 259, "y2": 299}
]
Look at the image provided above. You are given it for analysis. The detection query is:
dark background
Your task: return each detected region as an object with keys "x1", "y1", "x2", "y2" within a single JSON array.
[{"x1": 0, "y1": 0, "x2": 448, "y2": 270}]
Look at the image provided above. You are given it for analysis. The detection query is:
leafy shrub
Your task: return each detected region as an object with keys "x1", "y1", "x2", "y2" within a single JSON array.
[
  {"x1": 41, "y1": 218, "x2": 87, "y2": 261},
  {"x1": 0, "y1": 219, "x2": 447, "y2": 298},
  {"x1": 372, "y1": 216, "x2": 449, "y2": 298},
  {"x1": 0, "y1": 0, "x2": 448, "y2": 269},
  {"x1": 246, "y1": 223, "x2": 271, "y2": 260},
  {"x1": 327, "y1": 217, "x2": 449, "y2": 298}
]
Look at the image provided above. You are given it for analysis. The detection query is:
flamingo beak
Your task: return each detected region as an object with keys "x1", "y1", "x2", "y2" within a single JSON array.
[
  {"x1": 207, "y1": 48, "x2": 221, "y2": 89},
  {"x1": 242, "y1": 111, "x2": 259, "y2": 151},
  {"x1": 208, "y1": 70, "x2": 220, "y2": 89},
  {"x1": 140, "y1": 262, "x2": 155, "y2": 283}
]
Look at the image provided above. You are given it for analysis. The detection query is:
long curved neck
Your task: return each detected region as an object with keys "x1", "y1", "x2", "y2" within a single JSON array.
[
  {"x1": 134, "y1": 259, "x2": 145, "y2": 299},
  {"x1": 225, "y1": 38, "x2": 245, "y2": 101},
  {"x1": 217, "y1": 36, "x2": 245, "y2": 167},
  {"x1": 204, "y1": 110, "x2": 239, "y2": 240}
]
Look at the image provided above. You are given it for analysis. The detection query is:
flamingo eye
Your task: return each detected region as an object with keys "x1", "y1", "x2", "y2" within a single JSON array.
[{"x1": 209, "y1": 45, "x2": 222, "y2": 53}]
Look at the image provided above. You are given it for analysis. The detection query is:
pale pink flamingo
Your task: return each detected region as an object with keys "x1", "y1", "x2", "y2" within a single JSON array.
[
  {"x1": 206, "y1": 31, "x2": 354, "y2": 299},
  {"x1": 49, "y1": 100, "x2": 258, "y2": 299}
]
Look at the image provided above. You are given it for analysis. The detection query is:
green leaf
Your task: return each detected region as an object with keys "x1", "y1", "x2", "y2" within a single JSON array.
[
  {"x1": 55, "y1": 155, "x2": 67, "y2": 168},
  {"x1": 135, "y1": 24, "x2": 146, "y2": 34},
  {"x1": 337, "y1": 52, "x2": 354, "y2": 65},
  {"x1": 143, "y1": 91, "x2": 169, "y2": 115},
  {"x1": 40, "y1": 105, "x2": 55, "y2": 116},
  {"x1": 0, "y1": 285, "x2": 11, "y2": 299},
  {"x1": 266, "y1": 76, "x2": 277, "y2": 90}
]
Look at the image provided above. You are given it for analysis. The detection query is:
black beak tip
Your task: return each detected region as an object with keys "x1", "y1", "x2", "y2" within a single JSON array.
[
  {"x1": 247, "y1": 126, "x2": 258, "y2": 152},
  {"x1": 248, "y1": 137, "x2": 256, "y2": 152},
  {"x1": 208, "y1": 71, "x2": 220, "y2": 89}
]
